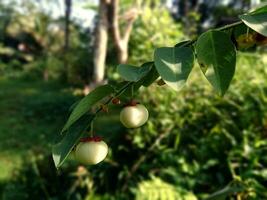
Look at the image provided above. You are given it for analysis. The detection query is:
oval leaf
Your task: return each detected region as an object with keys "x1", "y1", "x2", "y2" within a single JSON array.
[
  {"x1": 154, "y1": 47, "x2": 194, "y2": 91},
  {"x1": 239, "y1": 13, "x2": 267, "y2": 37},
  {"x1": 196, "y1": 30, "x2": 236, "y2": 96},
  {"x1": 138, "y1": 62, "x2": 159, "y2": 87},
  {"x1": 117, "y1": 63, "x2": 152, "y2": 82},
  {"x1": 52, "y1": 114, "x2": 95, "y2": 168},
  {"x1": 62, "y1": 85, "x2": 114, "y2": 132},
  {"x1": 142, "y1": 65, "x2": 159, "y2": 87}
]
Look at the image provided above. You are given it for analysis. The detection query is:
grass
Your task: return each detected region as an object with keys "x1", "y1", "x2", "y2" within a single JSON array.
[
  {"x1": 0, "y1": 78, "x2": 74, "y2": 180},
  {"x1": 0, "y1": 77, "x2": 123, "y2": 182}
]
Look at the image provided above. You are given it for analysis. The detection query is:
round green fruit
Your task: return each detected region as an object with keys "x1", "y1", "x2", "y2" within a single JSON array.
[
  {"x1": 120, "y1": 104, "x2": 149, "y2": 128},
  {"x1": 75, "y1": 136, "x2": 108, "y2": 165}
]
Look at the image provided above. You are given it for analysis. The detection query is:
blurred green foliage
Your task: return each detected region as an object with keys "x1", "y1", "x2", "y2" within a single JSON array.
[
  {"x1": 0, "y1": 1, "x2": 93, "y2": 85},
  {"x1": 0, "y1": 0, "x2": 267, "y2": 199},
  {"x1": 128, "y1": 5, "x2": 184, "y2": 65},
  {"x1": 1, "y1": 53, "x2": 267, "y2": 199}
]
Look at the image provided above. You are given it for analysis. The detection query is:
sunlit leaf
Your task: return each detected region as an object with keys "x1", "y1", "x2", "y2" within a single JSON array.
[
  {"x1": 196, "y1": 30, "x2": 236, "y2": 96},
  {"x1": 239, "y1": 13, "x2": 267, "y2": 37},
  {"x1": 154, "y1": 47, "x2": 194, "y2": 91}
]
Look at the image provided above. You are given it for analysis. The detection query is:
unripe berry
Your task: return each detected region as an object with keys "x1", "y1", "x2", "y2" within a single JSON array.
[
  {"x1": 75, "y1": 136, "x2": 108, "y2": 165},
  {"x1": 120, "y1": 104, "x2": 149, "y2": 128}
]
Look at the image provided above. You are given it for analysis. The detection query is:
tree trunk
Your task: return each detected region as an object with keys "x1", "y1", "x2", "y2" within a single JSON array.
[
  {"x1": 92, "y1": 0, "x2": 109, "y2": 84},
  {"x1": 64, "y1": 0, "x2": 71, "y2": 51},
  {"x1": 109, "y1": 0, "x2": 137, "y2": 64},
  {"x1": 117, "y1": 41, "x2": 128, "y2": 64},
  {"x1": 64, "y1": 0, "x2": 72, "y2": 81},
  {"x1": 91, "y1": 0, "x2": 137, "y2": 85}
]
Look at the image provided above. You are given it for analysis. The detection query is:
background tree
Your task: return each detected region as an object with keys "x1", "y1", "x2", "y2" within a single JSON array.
[
  {"x1": 92, "y1": 0, "x2": 138, "y2": 85},
  {"x1": 92, "y1": 0, "x2": 109, "y2": 85},
  {"x1": 64, "y1": 0, "x2": 72, "y2": 52},
  {"x1": 63, "y1": 0, "x2": 72, "y2": 79},
  {"x1": 109, "y1": 0, "x2": 138, "y2": 64}
]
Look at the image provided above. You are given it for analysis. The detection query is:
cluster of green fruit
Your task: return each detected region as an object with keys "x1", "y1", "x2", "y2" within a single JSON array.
[{"x1": 74, "y1": 100, "x2": 149, "y2": 165}]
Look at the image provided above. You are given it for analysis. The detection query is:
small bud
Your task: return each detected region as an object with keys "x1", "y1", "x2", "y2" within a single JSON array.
[
  {"x1": 157, "y1": 79, "x2": 166, "y2": 86},
  {"x1": 124, "y1": 99, "x2": 139, "y2": 107},
  {"x1": 112, "y1": 98, "x2": 121, "y2": 105},
  {"x1": 100, "y1": 104, "x2": 109, "y2": 113}
]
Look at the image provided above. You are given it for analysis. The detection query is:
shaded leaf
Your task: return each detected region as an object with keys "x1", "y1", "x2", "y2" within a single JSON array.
[
  {"x1": 117, "y1": 63, "x2": 152, "y2": 82},
  {"x1": 62, "y1": 85, "x2": 114, "y2": 132},
  {"x1": 250, "y1": 2, "x2": 267, "y2": 14},
  {"x1": 52, "y1": 114, "x2": 95, "y2": 168},
  {"x1": 140, "y1": 62, "x2": 159, "y2": 87}
]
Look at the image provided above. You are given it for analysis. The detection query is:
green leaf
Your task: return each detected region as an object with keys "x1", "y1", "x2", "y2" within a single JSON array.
[
  {"x1": 52, "y1": 114, "x2": 95, "y2": 168},
  {"x1": 117, "y1": 63, "x2": 152, "y2": 82},
  {"x1": 196, "y1": 30, "x2": 236, "y2": 96},
  {"x1": 239, "y1": 13, "x2": 267, "y2": 37},
  {"x1": 62, "y1": 85, "x2": 114, "y2": 132},
  {"x1": 140, "y1": 62, "x2": 159, "y2": 87},
  {"x1": 68, "y1": 100, "x2": 80, "y2": 112},
  {"x1": 154, "y1": 47, "x2": 194, "y2": 91}
]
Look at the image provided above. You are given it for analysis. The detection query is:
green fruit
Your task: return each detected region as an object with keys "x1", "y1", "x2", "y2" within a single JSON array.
[
  {"x1": 75, "y1": 137, "x2": 108, "y2": 165},
  {"x1": 120, "y1": 104, "x2": 149, "y2": 128}
]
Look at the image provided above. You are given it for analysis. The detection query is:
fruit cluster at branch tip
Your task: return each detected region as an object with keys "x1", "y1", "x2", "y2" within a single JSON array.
[{"x1": 75, "y1": 99, "x2": 149, "y2": 165}]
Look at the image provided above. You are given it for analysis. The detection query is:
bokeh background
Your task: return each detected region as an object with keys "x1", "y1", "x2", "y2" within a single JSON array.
[{"x1": 0, "y1": 0, "x2": 267, "y2": 199}]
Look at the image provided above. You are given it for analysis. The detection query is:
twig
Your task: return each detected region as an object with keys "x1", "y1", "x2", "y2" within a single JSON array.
[
  {"x1": 216, "y1": 21, "x2": 243, "y2": 31},
  {"x1": 121, "y1": 126, "x2": 173, "y2": 192},
  {"x1": 180, "y1": 20, "x2": 244, "y2": 48},
  {"x1": 95, "y1": 81, "x2": 133, "y2": 115}
]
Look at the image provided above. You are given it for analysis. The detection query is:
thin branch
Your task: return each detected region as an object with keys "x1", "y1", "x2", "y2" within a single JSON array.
[
  {"x1": 121, "y1": 126, "x2": 173, "y2": 192},
  {"x1": 95, "y1": 82, "x2": 133, "y2": 115},
  {"x1": 110, "y1": 0, "x2": 121, "y2": 48},
  {"x1": 121, "y1": 8, "x2": 138, "y2": 43},
  {"x1": 216, "y1": 21, "x2": 243, "y2": 31},
  {"x1": 180, "y1": 20, "x2": 244, "y2": 47}
]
